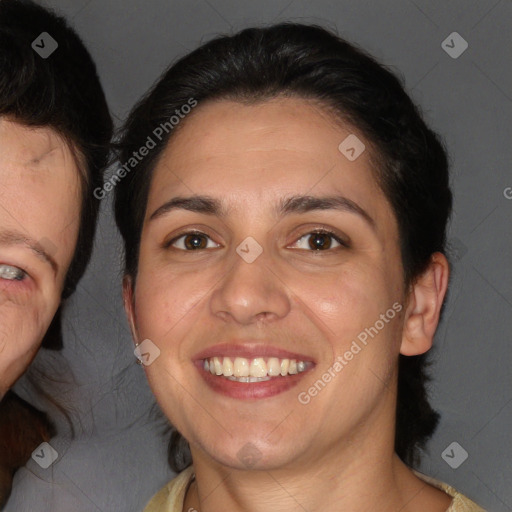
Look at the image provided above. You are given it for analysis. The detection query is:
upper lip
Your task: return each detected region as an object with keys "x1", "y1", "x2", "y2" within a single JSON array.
[{"x1": 193, "y1": 341, "x2": 315, "y2": 363}]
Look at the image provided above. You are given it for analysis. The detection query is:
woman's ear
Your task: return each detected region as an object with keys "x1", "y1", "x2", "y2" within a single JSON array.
[
  {"x1": 122, "y1": 275, "x2": 138, "y2": 345},
  {"x1": 400, "y1": 252, "x2": 450, "y2": 356}
]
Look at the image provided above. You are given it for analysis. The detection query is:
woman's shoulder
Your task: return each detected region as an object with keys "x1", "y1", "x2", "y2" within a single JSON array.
[
  {"x1": 413, "y1": 470, "x2": 487, "y2": 511},
  {"x1": 144, "y1": 466, "x2": 195, "y2": 512}
]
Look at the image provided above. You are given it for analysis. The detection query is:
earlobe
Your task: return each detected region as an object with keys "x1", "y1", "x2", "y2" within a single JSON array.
[
  {"x1": 400, "y1": 252, "x2": 450, "y2": 356},
  {"x1": 122, "y1": 275, "x2": 139, "y2": 345}
]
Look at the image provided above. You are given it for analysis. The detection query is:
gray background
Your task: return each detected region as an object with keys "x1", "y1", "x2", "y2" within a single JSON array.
[{"x1": 8, "y1": 0, "x2": 512, "y2": 511}]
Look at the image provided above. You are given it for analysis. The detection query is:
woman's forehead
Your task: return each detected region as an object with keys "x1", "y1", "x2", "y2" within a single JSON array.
[
  {"x1": 149, "y1": 97, "x2": 382, "y2": 203},
  {"x1": 163, "y1": 97, "x2": 357, "y2": 155}
]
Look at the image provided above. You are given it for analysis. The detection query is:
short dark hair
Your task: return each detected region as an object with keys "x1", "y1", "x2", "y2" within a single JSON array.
[
  {"x1": 0, "y1": 0, "x2": 113, "y2": 348},
  {"x1": 114, "y1": 23, "x2": 452, "y2": 470}
]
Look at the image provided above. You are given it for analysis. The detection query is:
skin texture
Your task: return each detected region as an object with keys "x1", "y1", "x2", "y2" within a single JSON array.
[
  {"x1": 124, "y1": 97, "x2": 451, "y2": 511},
  {"x1": 0, "y1": 118, "x2": 81, "y2": 398}
]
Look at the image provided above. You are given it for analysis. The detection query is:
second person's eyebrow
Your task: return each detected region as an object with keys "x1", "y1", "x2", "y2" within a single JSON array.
[
  {"x1": 149, "y1": 194, "x2": 375, "y2": 229},
  {"x1": 0, "y1": 230, "x2": 58, "y2": 274}
]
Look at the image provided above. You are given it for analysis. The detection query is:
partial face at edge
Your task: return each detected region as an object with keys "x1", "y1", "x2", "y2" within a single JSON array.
[
  {"x1": 125, "y1": 97, "x2": 413, "y2": 470},
  {"x1": 0, "y1": 118, "x2": 81, "y2": 395}
]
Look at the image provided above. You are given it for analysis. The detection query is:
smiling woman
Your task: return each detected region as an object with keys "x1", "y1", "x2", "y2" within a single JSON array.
[{"x1": 114, "y1": 23, "x2": 484, "y2": 512}]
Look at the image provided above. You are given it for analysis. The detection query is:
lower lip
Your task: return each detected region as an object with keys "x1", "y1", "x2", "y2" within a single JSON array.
[{"x1": 196, "y1": 362, "x2": 311, "y2": 400}]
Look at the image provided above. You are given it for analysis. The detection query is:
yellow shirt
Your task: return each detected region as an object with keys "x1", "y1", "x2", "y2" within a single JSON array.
[{"x1": 144, "y1": 466, "x2": 486, "y2": 511}]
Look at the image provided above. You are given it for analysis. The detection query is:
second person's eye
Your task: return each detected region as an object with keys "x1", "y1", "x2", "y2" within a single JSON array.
[{"x1": 0, "y1": 263, "x2": 27, "y2": 281}]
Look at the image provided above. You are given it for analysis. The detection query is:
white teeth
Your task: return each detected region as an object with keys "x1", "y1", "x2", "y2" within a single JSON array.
[
  {"x1": 233, "y1": 357, "x2": 249, "y2": 377},
  {"x1": 213, "y1": 356, "x2": 223, "y2": 375},
  {"x1": 204, "y1": 356, "x2": 309, "y2": 380},
  {"x1": 249, "y1": 358, "x2": 267, "y2": 378},
  {"x1": 222, "y1": 357, "x2": 233, "y2": 377},
  {"x1": 280, "y1": 359, "x2": 289, "y2": 376},
  {"x1": 267, "y1": 357, "x2": 281, "y2": 376}
]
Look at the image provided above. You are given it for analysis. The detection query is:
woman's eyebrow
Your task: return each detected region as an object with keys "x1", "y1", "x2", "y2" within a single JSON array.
[
  {"x1": 149, "y1": 195, "x2": 224, "y2": 220},
  {"x1": 149, "y1": 194, "x2": 375, "y2": 229},
  {"x1": 0, "y1": 230, "x2": 58, "y2": 275},
  {"x1": 279, "y1": 195, "x2": 375, "y2": 229}
]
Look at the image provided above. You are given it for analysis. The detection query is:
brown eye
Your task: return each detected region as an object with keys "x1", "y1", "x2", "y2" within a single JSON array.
[
  {"x1": 291, "y1": 230, "x2": 347, "y2": 251},
  {"x1": 167, "y1": 232, "x2": 219, "y2": 251},
  {"x1": 183, "y1": 233, "x2": 208, "y2": 250},
  {"x1": 308, "y1": 232, "x2": 334, "y2": 250}
]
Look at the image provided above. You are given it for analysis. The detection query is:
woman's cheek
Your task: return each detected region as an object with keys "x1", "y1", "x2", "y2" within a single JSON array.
[
  {"x1": 134, "y1": 273, "x2": 198, "y2": 341},
  {"x1": 324, "y1": 267, "x2": 383, "y2": 321}
]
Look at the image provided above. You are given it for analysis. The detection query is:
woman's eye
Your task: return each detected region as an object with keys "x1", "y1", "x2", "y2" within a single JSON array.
[
  {"x1": 167, "y1": 230, "x2": 346, "y2": 252},
  {"x1": 169, "y1": 232, "x2": 220, "y2": 251},
  {"x1": 291, "y1": 231, "x2": 346, "y2": 251},
  {"x1": 0, "y1": 264, "x2": 27, "y2": 281}
]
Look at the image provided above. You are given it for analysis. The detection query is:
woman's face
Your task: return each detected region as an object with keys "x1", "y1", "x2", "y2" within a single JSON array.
[
  {"x1": 127, "y1": 97, "x2": 409, "y2": 471},
  {"x1": 0, "y1": 119, "x2": 81, "y2": 395}
]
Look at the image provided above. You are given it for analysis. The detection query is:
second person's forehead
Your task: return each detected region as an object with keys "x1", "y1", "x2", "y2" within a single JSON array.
[{"x1": 0, "y1": 120, "x2": 72, "y2": 171}]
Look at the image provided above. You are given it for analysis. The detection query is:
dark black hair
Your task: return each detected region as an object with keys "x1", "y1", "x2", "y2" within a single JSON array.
[
  {"x1": 0, "y1": 0, "x2": 113, "y2": 349},
  {"x1": 114, "y1": 23, "x2": 452, "y2": 470}
]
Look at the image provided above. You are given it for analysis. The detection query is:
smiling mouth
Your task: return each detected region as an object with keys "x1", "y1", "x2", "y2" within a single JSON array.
[{"x1": 203, "y1": 356, "x2": 311, "y2": 382}]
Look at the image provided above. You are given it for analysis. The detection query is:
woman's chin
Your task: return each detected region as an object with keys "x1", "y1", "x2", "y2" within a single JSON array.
[{"x1": 191, "y1": 433, "x2": 311, "y2": 472}]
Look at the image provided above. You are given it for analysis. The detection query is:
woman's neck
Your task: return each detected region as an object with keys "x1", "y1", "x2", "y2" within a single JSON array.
[{"x1": 183, "y1": 438, "x2": 452, "y2": 512}]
